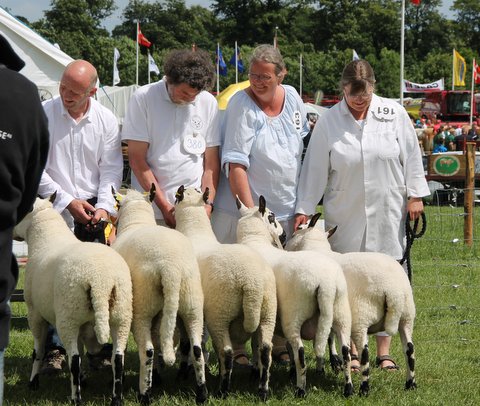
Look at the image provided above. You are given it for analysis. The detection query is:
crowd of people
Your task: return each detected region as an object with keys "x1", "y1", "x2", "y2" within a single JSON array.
[
  {"x1": 412, "y1": 117, "x2": 479, "y2": 154},
  {"x1": 1, "y1": 32, "x2": 431, "y2": 404}
]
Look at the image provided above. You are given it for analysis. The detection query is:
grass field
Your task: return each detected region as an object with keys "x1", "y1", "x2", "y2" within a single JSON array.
[{"x1": 4, "y1": 205, "x2": 480, "y2": 405}]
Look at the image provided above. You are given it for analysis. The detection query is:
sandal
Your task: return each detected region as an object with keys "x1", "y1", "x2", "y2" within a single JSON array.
[
  {"x1": 350, "y1": 354, "x2": 361, "y2": 373},
  {"x1": 272, "y1": 350, "x2": 290, "y2": 366},
  {"x1": 233, "y1": 353, "x2": 252, "y2": 369},
  {"x1": 375, "y1": 355, "x2": 399, "y2": 371}
]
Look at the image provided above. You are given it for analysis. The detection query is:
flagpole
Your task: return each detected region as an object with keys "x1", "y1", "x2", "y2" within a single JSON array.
[
  {"x1": 235, "y1": 41, "x2": 238, "y2": 84},
  {"x1": 471, "y1": 58, "x2": 475, "y2": 126},
  {"x1": 299, "y1": 53, "x2": 303, "y2": 99},
  {"x1": 147, "y1": 50, "x2": 151, "y2": 85},
  {"x1": 113, "y1": 48, "x2": 115, "y2": 86},
  {"x1": 216, "y1": 43, "x2": 220, "y2": 95},
  {"x1": 452, "y1": 49, "x2": 455, "y2": 91},
  {"x1": 400, "y1": 0, "x2": 405, "y2": 105},
  {"x1": 136, "y1": 21, "x2": 139, "y2": 86}
]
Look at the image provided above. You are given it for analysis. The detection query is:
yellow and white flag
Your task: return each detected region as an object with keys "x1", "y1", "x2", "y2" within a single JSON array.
[{"x1": 453, "y1": 49, "x2": 466, "y2": 87}]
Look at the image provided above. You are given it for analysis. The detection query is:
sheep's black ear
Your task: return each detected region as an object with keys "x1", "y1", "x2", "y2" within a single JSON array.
[
  {"x1": 202, "y1": 187, "x2": 210, "y2": 204},
  {"x1": 327, "y1": 225, "x2": 338, "y2": 239},
  {"x1": 49, "y1": 191, "x2": 57, "y2": 204},
  {"x1": 309, "y1": 212, "x2": 322, "y2": 228},
  {"x1": 175, "y1": 185, "x2": 185, "y2": 203},
  {"x1": 149, "y1": 183, "x2": 156, "y2": 203},
  {"x1": 259, "y1": 195, "x2": 266, "y2": 215}
]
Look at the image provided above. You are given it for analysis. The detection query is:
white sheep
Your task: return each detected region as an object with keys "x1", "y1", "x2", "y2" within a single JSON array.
[
  {"x1": 286, "y1": 212, "x2": 417, "y2": 395},
  {"x1": 111, "y1": 187, "x2": 207, "y2": 404},
  {"x1": 236, "y1": 196, "x2": 353, "y2": 398},
  {"x1": 13, "y1": 195, "x2": 132, "y2": 406},
  {"x1": 174, "y1": 186, "x2": 277, "y2": 401}
]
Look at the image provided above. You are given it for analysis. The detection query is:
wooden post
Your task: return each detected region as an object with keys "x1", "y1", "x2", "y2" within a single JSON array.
[{"x1": 464, "y1": 142, "x2": 475, "y2": 246}]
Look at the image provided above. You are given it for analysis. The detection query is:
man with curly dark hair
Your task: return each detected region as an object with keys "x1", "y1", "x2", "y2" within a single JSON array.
[{"x1": 122, "y1": 48, "x2": 220, "y2": 228}]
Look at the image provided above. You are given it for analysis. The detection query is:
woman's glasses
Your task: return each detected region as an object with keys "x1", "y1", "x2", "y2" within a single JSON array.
[{"x1": 248, "y1": 73, "x2": 275, "y2": 83}]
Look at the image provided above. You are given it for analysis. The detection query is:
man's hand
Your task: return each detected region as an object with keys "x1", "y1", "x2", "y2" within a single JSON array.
[
  {"x1": 160, "y1": 203, "x2": 176, "y2": 228},
  {"x1": 67, "y1": 199, "x2": 95, "y2": 224},
  {"x1": 294, "y1": 213, "x2": 309, "y2": 231},
  {"x1": 407, "y1": 197, "x2": 424, "y2": 221},
  {"x1": 91, "y1": 208, "x2": 108, "y2": 225}
]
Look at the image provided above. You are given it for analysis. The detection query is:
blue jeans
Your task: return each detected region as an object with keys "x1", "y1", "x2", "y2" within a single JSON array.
[
  {"x1": 0, "y1": 348, "x2": 5, "y2": 405},
  {"x1": 45, "y1": 325, "x2": 64, "y2": 355}
]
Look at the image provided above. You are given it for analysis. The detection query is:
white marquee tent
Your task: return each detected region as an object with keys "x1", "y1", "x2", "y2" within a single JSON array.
[{"x1": 0, "y1": 6, "x2": 73, "y2": 98}]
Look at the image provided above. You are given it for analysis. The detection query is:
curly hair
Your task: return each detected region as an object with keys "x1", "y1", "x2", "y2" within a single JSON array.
[{"x1": 164, "y1": 49, "x2": 215, "y2": 92}]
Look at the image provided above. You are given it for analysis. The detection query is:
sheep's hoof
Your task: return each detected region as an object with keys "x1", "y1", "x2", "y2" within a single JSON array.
[
  {"x1": 294, "y1": 387, "x2": 306, "y2": 398},
  {"x1": 195, "y1": 384, "x2": 208, "y2": 404},
  {"x1": 138, "y1": 392, "x2": 151, "y2": 405},
  {"x1": 70, "y1": 398, "x2": 82, "y2": 405},
  {"x1": 215, "y1": 389, "x2": 229, "y2": 399},
  {"x1": 110, "y1": 395, "x2": 123, "y2": 406},
  {"x1": 152, "y1": 369, "x2": 161, "y2": 386},
  {"x1": 28, "y1": 375, "x2": 40, "y2": 390},
  {"x1": 405, "y1": 380, "x2": 417, "y2": 390},
  {"x1": 258, "y1": 388, "x2": 269, "y2": 402},
  {"x1": 343, "y1": 382, "x2": 354, "y2": 397},
  {"x1": 330, "y1": 355, "x2": 343, "y2": 374},
  {"x1": 359, "y1": 382, "x2": 369, "y2": 396}
]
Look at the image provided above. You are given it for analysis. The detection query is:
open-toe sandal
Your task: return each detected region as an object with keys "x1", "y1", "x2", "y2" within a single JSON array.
[
  {"x1": 350, "y1": 354, "x2": 361, "y2": 373},
  {"x1": 375, "y1": 355, "x2": 399, "y2": 371},
  {"x1": 233, "y1": 353, "x2": 252, "y2": 369}
]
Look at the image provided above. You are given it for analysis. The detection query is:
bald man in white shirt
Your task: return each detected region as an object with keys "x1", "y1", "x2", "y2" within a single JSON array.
[{"x1": 37, "y1": 59, "x2": 123, "y2": 373}]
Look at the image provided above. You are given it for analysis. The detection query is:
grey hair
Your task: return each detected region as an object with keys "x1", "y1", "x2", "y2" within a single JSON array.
[
  {"x1": 340, "y1": 60, "x2": 376, "y2": 95},
  {"x1": 164, "y1": 49, "x2": 215, "y2": 92},
  {"x1": 249, "y1": 44, "x2": 286, "y2": 76}
]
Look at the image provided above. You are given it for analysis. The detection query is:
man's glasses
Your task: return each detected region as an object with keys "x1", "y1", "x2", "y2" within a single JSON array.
[{"x1": 344, "y1": 89, "x2": 373, "y2": 101}]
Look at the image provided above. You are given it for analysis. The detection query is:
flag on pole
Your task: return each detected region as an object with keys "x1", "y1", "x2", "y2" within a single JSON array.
[
  {"x1": 453, "y1": 49, "x2": 466, "y2": 87},
  {"x1": 352, "y1": 49, "x2": 360, "y2": 61},
  {"x1": 138, "y1": 25, "x2": 151, "y2": 48},
  {"x1": 229, "y1": 45, "x2": 244, "y2": 73},
  {"x1": 474, "y1": 59, "x2": 480, "y2": 85},
  {"x1": 216, "y1": 46, "x2": 227, "y2": 76},
  {"x1": 148, "y1": 53, "x2": 160, "y2": 75},
  {"x1": 273, "y1": 27, "x2": 278, "y2": 49},
  {"x1": 411, "y1": 0, "x2": 421, "y2": 5},
  {"x1": 113, "y1": 48, "x2": 120, "y2": 85}
]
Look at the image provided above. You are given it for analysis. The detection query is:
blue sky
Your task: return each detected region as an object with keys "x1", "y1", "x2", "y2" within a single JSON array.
[
  {"x1": 1, "y1": 0, "x2": 456, "y2": 32},
  {"x1": 0, "y1": 1, "x2": 213, "y2": 31}
]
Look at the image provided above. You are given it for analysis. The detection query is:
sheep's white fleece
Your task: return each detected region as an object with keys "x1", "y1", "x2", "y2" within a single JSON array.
[
  {"x1": 236, "y1": 203, "x2": 352, "y2": 397},
  {"x1": 13, "y1": 197, "x2": 132, "y2": 405},
  {"x1": 174, "y1": 187, "x2": 277, "y2": 399},
  {"x1": 286, "y1": 222, "x2": 416, "y2": 393},
  {"x1": 112, "y1": 189, "x2": 206, "y2": 402}
]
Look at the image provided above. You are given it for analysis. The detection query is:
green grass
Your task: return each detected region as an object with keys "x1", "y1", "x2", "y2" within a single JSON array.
[{"x1": 4, "y1": 205, "x2": 480, "y2": 405}]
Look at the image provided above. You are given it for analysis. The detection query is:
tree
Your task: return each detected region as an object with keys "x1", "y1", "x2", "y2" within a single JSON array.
[{"x1": 452, "y1": 0, "x2": 480, "y2": 53}]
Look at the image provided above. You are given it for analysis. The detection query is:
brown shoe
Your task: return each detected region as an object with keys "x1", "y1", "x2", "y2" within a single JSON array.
[
  {"x1": 40, "y1": 349, "x2": 65, "y2": 375},
  {"x1": 87, "y1": 343, "x2": 113, "y2": 370}
]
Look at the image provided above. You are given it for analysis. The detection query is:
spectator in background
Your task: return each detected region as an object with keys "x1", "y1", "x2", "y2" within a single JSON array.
[
  {"x1": 0, "y1": 34, "x2": 49, "y2": 404},
  {"x1": 468, "y1": 123, "x2": 478, "y2": 140},
  {"x1": 37, "y1": 60, "x2": 123, "y2": 374},
  {"x1": 294, "y1": 59, "x2": 429, "y2": 372},
  {"x1": 122, "y1": 49, "x2": 220, "y2": 228}
]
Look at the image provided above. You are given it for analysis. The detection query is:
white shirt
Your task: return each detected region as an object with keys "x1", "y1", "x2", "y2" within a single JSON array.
[
  {"x1": 121, "y1": 79, "x2": 220, "y2": 220},
  {"x1": 216, "y1": 85, "x2": 310, "y2": 220},
  {"x1": 38, "y1": 96, "x2": 123, "y2": 228},
  {"x1": 296, "y1": 94, "x2": 430, "y2": 259}
]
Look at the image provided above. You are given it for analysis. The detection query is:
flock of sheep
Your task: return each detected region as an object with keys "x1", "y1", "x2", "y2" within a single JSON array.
[{"x1": 13, "y1": 185, "x2": 417, "y2": 405}]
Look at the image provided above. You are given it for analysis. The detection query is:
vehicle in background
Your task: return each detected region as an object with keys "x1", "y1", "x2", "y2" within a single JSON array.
[{"x1": 420, "y1": 90, "x2": 480, "y2": 126}]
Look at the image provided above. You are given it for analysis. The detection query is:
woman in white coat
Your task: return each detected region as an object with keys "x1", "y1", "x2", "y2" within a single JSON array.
[{"x1": 294, "y1": 59, "x2": 429, "y2": 371}]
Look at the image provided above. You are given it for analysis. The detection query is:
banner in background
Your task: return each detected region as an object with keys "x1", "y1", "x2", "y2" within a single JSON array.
[{"x1": 403, "y1": 78, "x2": 444, "y2": 93}]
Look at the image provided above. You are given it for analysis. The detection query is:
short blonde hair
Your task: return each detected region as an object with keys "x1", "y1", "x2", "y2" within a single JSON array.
[
  {"x1": 249, "y1": 44, "x2": 286, "y2": 76},
  {"x1": 340, "y1": 60, "x2": 376, "y2": 95}
]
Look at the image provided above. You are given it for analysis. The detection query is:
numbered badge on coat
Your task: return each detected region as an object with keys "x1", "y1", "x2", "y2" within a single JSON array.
[
  {"x1": 183, "y1": 133, "x2": 206, "y2": 155},
  {"x1": 372, "y1": 106, "x2": 396, "y2": 122}
]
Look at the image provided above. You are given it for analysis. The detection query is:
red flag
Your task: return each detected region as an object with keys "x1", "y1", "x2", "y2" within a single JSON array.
[
  {"x1": 137, "y1": 25, "x2": 151, "y2": 48},
  {"x1": 411, "y1": 0, "x2": 421, "y2": 5},
  {"x1": 474, "y1": 59, "x2": 480, "y2": 85}
]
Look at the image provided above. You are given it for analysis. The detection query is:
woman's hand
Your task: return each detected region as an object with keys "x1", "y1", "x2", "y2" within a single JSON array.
[
  {"x1": 407, "y1": 197, "x2": 424, "y2": 221},
  {"x1": 294, "y1": 213, "x2": 309, "y2": 231}
]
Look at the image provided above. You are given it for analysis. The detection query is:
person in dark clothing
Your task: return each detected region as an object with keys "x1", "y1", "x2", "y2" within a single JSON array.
[{"x1": 0, "y1": 33, "x2": 49, "y2": 404}]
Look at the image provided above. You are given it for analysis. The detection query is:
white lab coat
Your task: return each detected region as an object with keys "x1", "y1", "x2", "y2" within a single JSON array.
[{"x1": 296, "y1": 94, "x2": 430, "y2": 259}]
